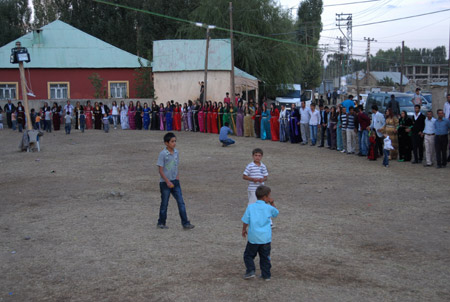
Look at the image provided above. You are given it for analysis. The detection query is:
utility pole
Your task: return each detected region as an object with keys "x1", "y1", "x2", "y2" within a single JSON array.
[
  {"x1": 356, "y1": 71, "x2": 360, "y2": 99},
  {"x1": 203, "y1": 27, "x2": 211, "y2": 103},
  {"x1": 229, "y1": 2, "x2": 235, "y2": 105},
  {"x1": 364, "y1": 37, "x2": 375, "y2": 85},
  {"x1": 400, "y1": 41, "x2": 405, "y2": 92},
  {"x1": 15, "y1": 41, "x2": 32, "y2": 131}
]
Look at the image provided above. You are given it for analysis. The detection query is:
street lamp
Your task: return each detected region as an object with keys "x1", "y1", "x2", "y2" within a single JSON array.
[{"x1": 195, "y1": 23, "x2": 216, "y2": 104}]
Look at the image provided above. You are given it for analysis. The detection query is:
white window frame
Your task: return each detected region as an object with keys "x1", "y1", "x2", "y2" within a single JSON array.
[
  {"x1": 0, "y1": 82, "x2": 18, "y2": 100},
  {"x1": 48, "y1": 82, "x2": 70, "y2": 99},
  {"x1": 108, "y1": 81, "x2": 129, "y2": 98}
]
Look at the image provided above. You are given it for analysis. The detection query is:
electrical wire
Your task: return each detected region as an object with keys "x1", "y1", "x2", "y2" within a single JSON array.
[{"x1": 324, "y1": 0, "x2": 381, "y2": 7}]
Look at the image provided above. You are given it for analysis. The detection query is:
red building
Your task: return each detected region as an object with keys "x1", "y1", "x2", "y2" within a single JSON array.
[{"x1": 0, "y1": 20, "x2": 150, "y2": 101}]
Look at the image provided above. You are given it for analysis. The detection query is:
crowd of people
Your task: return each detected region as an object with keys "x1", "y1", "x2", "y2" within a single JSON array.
[{"x1": 2, "y1": 92, "x2": 450, "y2": 167}]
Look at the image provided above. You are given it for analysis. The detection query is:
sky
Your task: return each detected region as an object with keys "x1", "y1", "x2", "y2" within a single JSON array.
[{"x1": 278, "y1": 0, "x2": 450, "y2": 58}]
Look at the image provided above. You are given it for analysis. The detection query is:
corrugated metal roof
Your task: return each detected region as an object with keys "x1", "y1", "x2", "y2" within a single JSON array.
[
  {"x1": 370, "y1": 71, "x2": 408, "y2": 85},
  {"x1": 0, "y1": 20, "x2": 150, "y2": 69},
  {"x1": 235, "y1": 67, "x2": 257, "y2": 81},
  {"x1": 153, "y1": 39, "x2": 232, "y2": 72}
]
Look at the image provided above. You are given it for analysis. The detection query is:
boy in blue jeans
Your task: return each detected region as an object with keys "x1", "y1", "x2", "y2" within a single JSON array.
[
  {"x1": 157, "y1": 132, "x2": 195, "y2": 230},
  {"x1": 242, "y1": 185, "x2": 279, "y2": 281}
]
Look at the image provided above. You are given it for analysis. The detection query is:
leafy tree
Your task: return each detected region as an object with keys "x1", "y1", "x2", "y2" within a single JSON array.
[
  {"x1": 377, "y1": 76, "x2": 394, "y2": 87},
  {"x1": 0, "y1": 0, "x2": 31, "y2": 46},
  {"x1": 88, "y1": 73, "x2": 107, "y2": 98},
  {"x1": 134, "y1": 56, "x2": 154, "y2": 98}
]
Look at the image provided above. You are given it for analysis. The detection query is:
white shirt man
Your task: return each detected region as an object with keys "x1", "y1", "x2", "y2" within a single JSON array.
[
  {"x1": 299, "y1": 102, "x2": 311, "y2": 145},
  {"x1": 444, "y1": 94, "x2": 450, "y2": 120},
  {"x1": 64, "y1": 102, "x2": 74, "y2": 115},
  {"x1": 423, "y1": 111, "x2": 436, "y2": 166}
]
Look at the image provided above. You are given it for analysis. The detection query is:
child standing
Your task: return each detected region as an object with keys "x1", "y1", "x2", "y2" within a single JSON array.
[
  {"x1": 35, "y1": 110, "x2": 41, "y2": 130},
  {"x1": 156, "y1": 132, "x2": 195, "y2": 230},
  {"x1": 242, "y1": 185, "x2": 279, "y2": 281},
  {"x1": 383, "y1": 135, "x2": 394, "y2": 167},
  {"x1": 102, "y1": 114, "x2": 110, "y2": 133},
  {"x1": 11, "y1": 112, "x2": 17, "y2": 131},
  {"x1": 65, "y1": 111, "x2": 72, "y2": 134},
  {"x1": 243, "y1": 148, "x2": 268, "y2": 205},
  {"x1": 368, "y1": 131, "x2": 377, "y2": 161},
  {"x1": 79, "y1": 110, "x2": 86, "y2": 133}
]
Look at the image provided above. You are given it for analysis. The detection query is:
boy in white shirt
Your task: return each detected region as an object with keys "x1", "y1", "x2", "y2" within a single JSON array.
[{"x1": 383, "y1": 135, "x2": 394, "y2": 167}]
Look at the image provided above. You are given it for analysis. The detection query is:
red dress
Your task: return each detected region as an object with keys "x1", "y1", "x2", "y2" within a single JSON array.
[
  {"x1": 173, "y1": 107, "x2": 182, "y2": 131},
  {"x1": 270, "y1": 108, "x2": 280, "y2": 141},
  {"x1": 207, "y1": 108, "x2": 213, "y2": 133},
  {"x1": 368, "y1": 136, "x2": 377, "y2": 160},
  {"x1": 212, "y1": 108, "x2": 218, "y2": 134},
  {"x1": 85, "y1": 105, "x2": 93, "y2": 129}
]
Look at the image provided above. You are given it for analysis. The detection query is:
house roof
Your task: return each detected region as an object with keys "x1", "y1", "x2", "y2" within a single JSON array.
[
  {"x1": 369, "y1": 71, "x2": 408, "y2": 85},
  {"x1": 0, "y1": 20, "x2": 150, "y2": 69}
]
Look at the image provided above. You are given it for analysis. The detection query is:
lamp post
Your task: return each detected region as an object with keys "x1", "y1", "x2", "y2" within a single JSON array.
[
  {"x1": 196, "y1": 23, "x2": 216, "y2": 104},
  {"x1": 10, "y1": 41, "x2": 32, "y2": 130}
]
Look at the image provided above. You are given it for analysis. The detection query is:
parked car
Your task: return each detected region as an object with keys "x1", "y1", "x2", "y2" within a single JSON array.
[{"x1": 364, "y1": 92, "x2": 428, "y2": 118}]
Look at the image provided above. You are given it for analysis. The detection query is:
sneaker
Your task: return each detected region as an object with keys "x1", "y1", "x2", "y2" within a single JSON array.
[
  {"x1": 258, "y1": 275, "x2": 271, "y2": 281},
  {"x1": 157, "y1": 224, "x2": 169, "y2": 229},
  {"x1": 341, "y1": 150, "x2": 346, "y2": 153},
  {"x1": 183, "y1": 224, "x2": 195, "y2": 230},
  {"x1": 244, "y1": 271, "x2": 256, "y2": 279}
]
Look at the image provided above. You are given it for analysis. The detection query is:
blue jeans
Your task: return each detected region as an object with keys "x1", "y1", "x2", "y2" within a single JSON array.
[
  {"x1": 80, "y1": 122, "x2": 85, "y2": 133},
  {"x1": 65, "y1": 123, "x2": 71, "y2": 134},
  {"x1": 220, "y1": 138, "x2": 235, "y2": 146},
  {"x1": 359, "y1": 130, "x2": 369, "y2": 155},
  {"x1": 45, "y1": 120, "x2": 52, "y2": 132},
  {"x1": 309, "y1": 125, "x2": 318, "y2": 145},
  {"x1": 383, "y1": 149, "x2": 390, "y2": 166},
  {"x1": 158, "y1": 180, "x2": 190, "y2": 226},
  {"x1": 244, "y1": 242, "x2": 272, "y2": 279}
]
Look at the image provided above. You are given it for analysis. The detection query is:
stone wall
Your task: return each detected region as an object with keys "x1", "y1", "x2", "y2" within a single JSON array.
[{"x1": 0, "y1": 99, "x2": 154, "y2": 111}]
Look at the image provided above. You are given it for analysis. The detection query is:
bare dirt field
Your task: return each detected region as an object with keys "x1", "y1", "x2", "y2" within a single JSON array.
[{"x1": 1, "y1": 128, "x2": 449, "y2": 302}]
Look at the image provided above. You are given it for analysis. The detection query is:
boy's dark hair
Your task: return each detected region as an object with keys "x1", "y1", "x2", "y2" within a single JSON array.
[
  {"x1": 66, "y1": 111, "x2": 70, "y2": 115},
  {"x1": 256, "y1": 185, "x2": 271, "y2": 200},
  {"x1": 252, "y1": 148, "x2": 263, "y2": 155},
  {"x1": 371, "y1": 104, "x2": 378, "y2": 111},
  {"x1": 414, "y1": 104, "x2": 421, "y2": 109},
  {"x1": 224, "y1": 122, "x2": 229, "y2": 127},
  {"x1": 164, "y1": 132, "x2": 176, "y2": 143}
]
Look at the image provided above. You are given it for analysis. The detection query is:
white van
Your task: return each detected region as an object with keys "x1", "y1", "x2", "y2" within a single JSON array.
[{"x1": 275, "y1": 84, "x2": 301, "y2": 109}]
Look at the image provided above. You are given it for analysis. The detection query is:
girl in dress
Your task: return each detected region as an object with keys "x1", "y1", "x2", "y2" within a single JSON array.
[
  {"x1": 212, "y1": 102, "x2": 218, "y2": 134},
  {"x1": 368, "y1": 130, "x2": 377, "y2": 160},
  {"x1": 236, "y1": 101, "x2": 244, "y2": 136},
  {"x1": 128, "y1": 101, "x2": 136, "y2": 130},
  {"x1": 260, "y1": 103, "x2": 271, "y2": 140},
  {"x1": 151, "y1": 101, "x2": 159, "y2": 130},
  {"x1": 165, "y1": 101, "x2": 173, "y2": 131},
  {"x1": 217, "y1": 102, "x2": 224, "y2": 130},
  {"x1": 223, "y1": 102, "x2": 231, "y2": 129},
  {"x1": 74, "y1": 101, "x2": 83, "y2": 130},
  {"x1": 120, "y1": 101, "x2": 129, "y2": 129},
  {"x1": 289, "y1": 104, "x2": 301, "y2": 143},
  {"x1": 187, "y1": 100, "x2": 193, "y2": 131},
  {"x1": 93, "y1": 102, "x2": 102, "y2": 130},
  {"x1": 84, "y1": 100, "x2": 93, "y2": 129},
  {"x1": 207, "y1": 101, "x2": 213, "y2": 133},
  {"x1": 135, "y1": 101, "x2": 143, "y2": 130},
  {"x1": 174, "y1": 102, "x2": 182, "y2": 131},
  {"x1": 198, "y1": 102, "x2": 205, "y2": 133},
  {"x1": 381, "y1": 108, "x2": 399, "y2": 160},
  {"x1": 111, "y1": 101, "x2": 119, "y2": 129},
  {"x1": 269, "y1": 103, "x2": 280, "y2": 141},
  {"x1": 279, "y1": 104, "x2": 289, "y2": 142},
  {"x1": 182, "y1": 103, "x2": 188, "y2": 131},
  {"x1": 159, "y1": 103, "x2": 165, "y2": 130},
  {"x1": 243, "y1": 103, "x2": 254, "y2": 137},
  {"x1": 51, "y1": 102, "x2": 60, "y2": 131},
  {"x1": 229, "y1": 103, "x2": 237, "y2": 134},
  {"x1": 142, "y1": 102, "x2": 151, "y2": 130},
  {"x1": 253, "y1": 103, "x2": 261, "y2": 138}
]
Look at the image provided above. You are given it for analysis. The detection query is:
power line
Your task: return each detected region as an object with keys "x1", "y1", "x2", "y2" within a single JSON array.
[{"x1": 324, "y1": 0, "x2": 381, "y2": 7}]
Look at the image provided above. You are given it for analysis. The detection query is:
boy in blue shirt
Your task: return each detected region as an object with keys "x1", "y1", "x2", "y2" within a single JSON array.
[
  {"x1": 219, "y1": 122, "x2": 235, "y2": 147},
  {"x1": 241, "y1": 185, "x2": 279, "y2": 281}
]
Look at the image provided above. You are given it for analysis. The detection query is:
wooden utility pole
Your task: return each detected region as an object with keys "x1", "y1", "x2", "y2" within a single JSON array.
[
  {"x1": 400, "y1": 41, "x2": 405, "y2": 92},
  {"x1": 364, "y1": 37, "x2": 375, "y2": 85},
  {"x1": 356, "y1": 71, "x2": 360, "y2": 99},
  {"x1": 16, "y1": 41, "x2": 32, "y2": 130},
  {"x1": 229, "y1": 2, "x2": 235, "y2": 104},
  {"x1": 203, "y1": 27, "x2": 211, "y2": 103}
]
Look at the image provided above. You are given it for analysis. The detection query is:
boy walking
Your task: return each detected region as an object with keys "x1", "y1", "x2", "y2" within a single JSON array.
[
  {"x1": 65, "y1": 112, "x2": 72, "y2": 134},
  {"x1": 243, "y1": 148, "x2": 268, "y2": 205},
  {"x1": 383, "y1": 135, "x2": 394, "y2": 167},
  {"x1": 242, "y1": 185, "x2": 279, "y2": 281},
  {"x1": 102, "y1": 114, "x2": 109, "y2": 133},
  {"x1": 157, "y1": 132, "x2": 195, "y2": 230},
  {"x1": 79, "y1": 110, "x2": 86, "y2": 133}
]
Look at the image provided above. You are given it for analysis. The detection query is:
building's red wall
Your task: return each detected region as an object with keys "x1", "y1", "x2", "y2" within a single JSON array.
[{"x1": 0, "y1": 68, "x2": 142, "y2": 99}]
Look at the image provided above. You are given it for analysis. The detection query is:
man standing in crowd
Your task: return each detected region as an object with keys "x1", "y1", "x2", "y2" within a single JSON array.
[
  {"x1": 341, "y1": 95, "x2": 354, "y2": 112},
  {"x1": 318, "y1": 105, "x2": 328, "y2": 148},
  {"x1": 388, "y1": 94, "x2": 401, "y2": 117},
  {"x1": 64, "y1": 100, "x2": 74, "y2": 116},
  {"x1": 340, "y1": 106, "x2": 348, "y2": 153},
  {"x1": 411, "y1": 88, "x2": 422, "y2": 106},
  {"x1": 357, "y1": 105, "x2": 370, "y2": 156},
  {"x1": 299, "y1": 100, "x2": 311, "y2": 145},
  {"x1": 411, "y1": 105, "x2": 425, "y2": 164},
  {"x1": 327, "y1": 90, "x2": 332, "y2": 105},
  {"x1": 444, "y1": 94, "x2": 450, "y2": 162},
  {"x1": 346, "y1": 106, "x2": 357, "y2": 154},
  {"x1": 332, "y1": 89, "x2": 338, "y2": 105},
  {"x1": 3, "y1": 99, "x2": 16, "y2": 129},
  {"x1": 423, "y1": 111, "x2": 436, "y2": 167},
  {"x1": 367, "y1": 105, "x2": 385, "y2": 158},
  {"x1": 435, "y1": 109, "x2": 450, "y2": 168}
]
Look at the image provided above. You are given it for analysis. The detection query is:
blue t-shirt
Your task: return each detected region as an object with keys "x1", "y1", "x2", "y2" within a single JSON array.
[
  {"x1": 435, "y1": 118, "x2": 450, "y2": 135},
  {"x1": 341, "y1": 99, "x2": 355, "y2": 112},
  {"x1": 241, "y1": 200, "x2": 279, "y2": 244},
  {"x1": 157, "y1": 148, "x2": 179, "y2": 182},
  {"x1": 219, "y1": 126, "x2": 232, "y2": 141}
]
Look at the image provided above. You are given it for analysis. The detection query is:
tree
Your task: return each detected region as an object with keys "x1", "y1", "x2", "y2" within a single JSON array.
[
  {"x1": 88, "y1": 73, "x2": 107, "y2": 99},
  {"x1": 0, "y1": 0, "x2": 31, "y2": 46},
  {"x1": 377, "y1": 76, "x2": 394, "y2": 87},
  {"x1": 134, "y1": 57, "x2": 154, "y2": 98}
]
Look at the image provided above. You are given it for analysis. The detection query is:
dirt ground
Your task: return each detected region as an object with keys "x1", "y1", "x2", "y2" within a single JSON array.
[{"x1": 1, "y1": 128, "x2": 449, "y2": 302}]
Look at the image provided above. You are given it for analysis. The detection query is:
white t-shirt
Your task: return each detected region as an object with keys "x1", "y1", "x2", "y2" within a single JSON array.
[
  {"x1": 309, "y1": 110, "x2": 320, "y2": 125},
  {"x1": 299, "y1": 107, "x2": 311, "y2": 124},
  {"x1": 243, "y1": 162, "x2": 268, "y2": 192},
  {"x1": 112, "y1": 105, "x2": 119, "y2": 115}
]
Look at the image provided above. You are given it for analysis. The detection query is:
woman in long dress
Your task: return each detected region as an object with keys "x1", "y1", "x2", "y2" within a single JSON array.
[
  {"x1": 187, "y1": 101, "x2": 193, "y2": 131},
  {"x1": 217, "y1": 102, "x2": 224, "y2": 130},
  {"x1": 279, "y1": 104, "x2": 289, "y2": 142},
  {"x1": 165, "y1": 102, "x2": 173, "y2": 131},
  {"x1": 223, "y1": 103, "x2": 231, "y2": 128},
  {"x1": 85, "y1": 100, "x2": 93, "y2": 129},
  {"x1": 151, "y1": 101, "x2": 159, "y2": 130},
  {"x1": 135, "y1": 101, "x2": 143, "y2": 130},
  {"x1": 243, "y1": 103, "x2": 254, "y2": 137},
  {"x1": 93, "y1": 102, "x2": 102, "y2": 130},
  {"x1": 198, "y1": 103, "x2": 205, "y2": 133},
  {"x1": 207, "y1": 101, "x2": 213, "y2": 133},
  {"x1": 212, "y1": 102, "x2": 218, "y2": 134},
  {"x1": 111, "y1": 101, "x2": 119, "y2": 129},
  {"x1": 269, "y1": 103, "x2": 280, "y2": 141},
  {"x1": 120, "y1": 101, "x2": 129, "y2": 129},
  {"x1": 159, "y1": 103, "x2": 165, "y2": 130},
  {"x1": 51, "y1": 102, "x2": 60, "y2": 131},
  {"x1": 236, "y1": 101, "x2": 244, "y2": 136},
  {"x1": 289, "y1": 104, "x2": 301, "y2": 143},
  {"x1": 397, "y1": 110, "x2": 413, "y2": 162},
  {"x1": 143, "y1": 102, "x2": 151, "y2": 130},
  {"x1": 253, "y1": 103, "x2": 261, "y2": 138},
  {"x1": 74, "y1": 101, "x2": 83, "y2": 130},
  {"x1": 328, "y1": 106, "x2": 337, "y2": 149},
  {"x1": 260, "y1": 103, "x2": 271, "y2": 140},
  {"x1": 128, "y1": 101, "x2": 136, "y2": 130},
  {"x1": 193, "y1": 101, "x2": 200, "y2": 132},
  {"x1": 382, "y1": 108, "x2": 399, "y2": 159},
  {"x1": 229, "y1": 104, "x2": 237, "y2": 134},
  {"x1": 182, "y1": 103, "x2": 189, "y2": 131}
]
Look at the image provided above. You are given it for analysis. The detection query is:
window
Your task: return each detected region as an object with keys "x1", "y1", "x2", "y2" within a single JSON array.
[
  {"x1": 108, "y1": 81, "x2": 129, "y2": 98},
  {"x1": 0, "y1": 83, "x2": 18, "y2": 99},
  {"x1": 48, "y1": 82, "x2": 70, "y2": 99}
]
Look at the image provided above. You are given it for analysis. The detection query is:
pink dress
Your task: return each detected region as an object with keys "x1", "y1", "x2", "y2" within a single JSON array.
[
  {"x1": 198, "y1": 108, "x2": 204, "y2": 133},
  {"x1": 128, "y1": 106, "x2": 136, "y2": 130}
]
